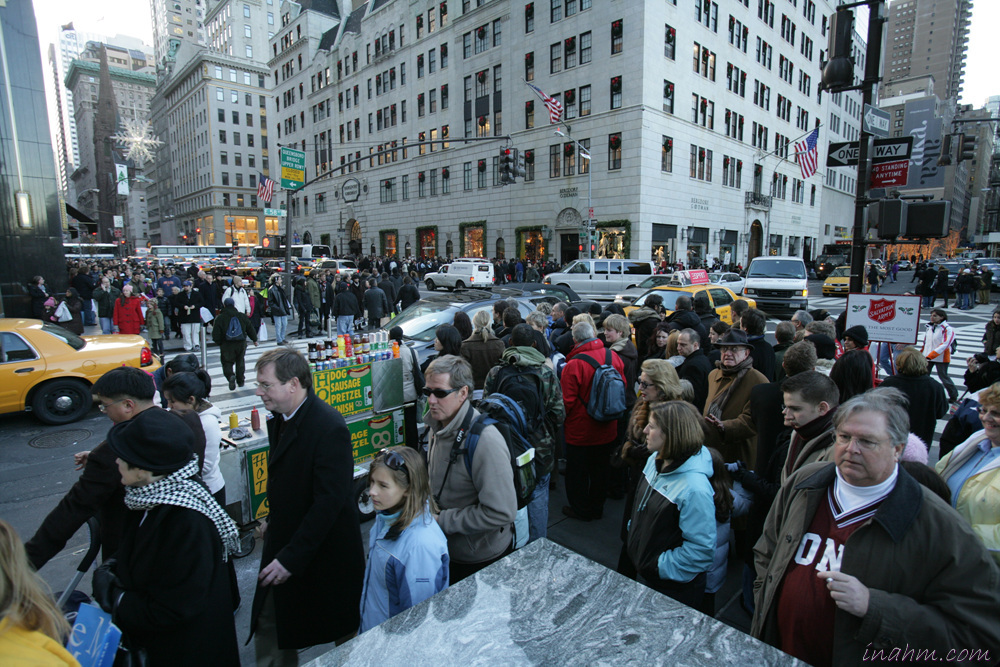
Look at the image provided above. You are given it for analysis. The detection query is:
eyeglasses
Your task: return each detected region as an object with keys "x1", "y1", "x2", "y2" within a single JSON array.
[
  {"x1": 254, "y1": 380, "x2": 287, "y2": 392},
  {"x1": 834, "y1": 432, "x2": 887, "y2": 451},
  {"x1": 374, "y1": 449, "x2": 409, "y2": 478},
  {"x1": 977, "y1": 407, "x2": 1000, "y2": 422},
  {"x1": 98, "y1": 398, "x2": 126, "y2": 413},
  {"x1": 638, "y1": 380, "x2": 654, "y2": 389},
  {"x1": 420, "y1": 386, "x2": 463, "y2": 399}
]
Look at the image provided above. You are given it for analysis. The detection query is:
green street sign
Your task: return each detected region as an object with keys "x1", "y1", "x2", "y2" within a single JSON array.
[
  {"x1": 280, "y1": 147, "x2": 306, "y2": 189},
  {"x1": 263, "y1": 208, "x2": 287, "y2": 217}
]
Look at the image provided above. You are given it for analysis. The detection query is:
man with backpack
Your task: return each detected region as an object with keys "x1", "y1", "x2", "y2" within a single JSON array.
[
  {"x1": 560, "y1": 321, "x2": 627, "y2": 522},
  {"x1": 483, "y1": 324, "x2": 565, "y2": 543},
  {"x1": 425, "y1": 355, "x2": 517, "y2": 584},
  {"x1": 212, "y1": 297, "x2": 258, "y2": 390}
]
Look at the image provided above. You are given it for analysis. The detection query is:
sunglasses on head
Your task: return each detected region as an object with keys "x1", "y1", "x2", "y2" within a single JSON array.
[
  {"x1": 374, "y1": 449, "x2": 409, "y2": 477},
  {"x1": 420, "y1": 386, "x2": 462, "y2": 399}
]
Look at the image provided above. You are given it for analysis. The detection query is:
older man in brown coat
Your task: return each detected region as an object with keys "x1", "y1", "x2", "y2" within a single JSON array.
[{"x1": 702, "y1": 329, "x2": 769, "y2": 465}]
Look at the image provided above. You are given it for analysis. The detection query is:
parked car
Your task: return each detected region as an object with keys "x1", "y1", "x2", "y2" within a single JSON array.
[
  {"x1": 0, "y1": 320, "x2": 160, "y2": 425},
  {"x1": 423, "y1": 260, "x2": 495, "y2": 291},
  {"x1": 623, "y1": 284, "x2": 755, "y2": 325},
  {"x1": 822, "y1": 266, "x2": 873, "y2": 296},
  {"x1": 305, "y1": 258, "x2": 358, "y2": 277},
  {"x1": 543, "y1": 259, "x2": 655, "y2": 298},
  {"x1": 493, "y1": 283, "x2": 582, "y2": 304},
  {"x1": 707, "y1": 271, "x2": 745, "y2": 295}
]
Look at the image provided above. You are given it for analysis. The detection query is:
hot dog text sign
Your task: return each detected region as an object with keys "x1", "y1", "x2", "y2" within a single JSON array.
[
  {"x1": 313, "y1": 363, "x2": 374, "y2": 417},
  {"x1": 349, "y1": 409, "x2": 406, "y2": 463},
  {"x1": 845, "y1": 293, "x2": 921, "y2": 345}
]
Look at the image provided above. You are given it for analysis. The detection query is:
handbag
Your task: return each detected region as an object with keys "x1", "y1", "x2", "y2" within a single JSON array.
[{"x1": 55, "y1": 300, "x2": 73, "y2": 322}]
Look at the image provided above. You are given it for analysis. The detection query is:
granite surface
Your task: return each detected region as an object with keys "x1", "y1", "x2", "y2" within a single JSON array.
[{"x1": 307, "y1": 539, "x2": 802, "y2": 666}]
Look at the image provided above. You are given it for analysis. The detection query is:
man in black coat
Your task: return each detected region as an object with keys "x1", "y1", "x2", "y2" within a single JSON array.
[
  {"x1": 250, "y1": 349, "x2": 364, "y2": 659},
  {"x1": 212, "y1": 298, "x2": 259, "y2": 390},
  {"x1": 25, "y1": 367, "x2": 204, "y2": 570},
  {"x1": 664, "y1": 295, "x2": 709, "y2": 347},
  {"x1": 362, "y1": 277, "x2": 391, "y2": 329},
  {"x1": 378, "y1": 271, "x2": 398, "y2": 314},
  {"x1": 675, "y1": 328, "x2": 713, "y2": 412},
  {"x1": 397, "y1": 275, "x2": 421, "y2": 312},
  {"x1": 332, "y1": 280, "x2": 362, "y2": 335},
  {"x1": 741, "y1": 307, "x2": 776, "y2": 381}
]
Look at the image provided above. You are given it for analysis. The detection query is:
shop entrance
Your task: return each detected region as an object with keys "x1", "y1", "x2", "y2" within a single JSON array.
[{"x1": 560, "y1": 233, "x2": 580, "y2": 264}]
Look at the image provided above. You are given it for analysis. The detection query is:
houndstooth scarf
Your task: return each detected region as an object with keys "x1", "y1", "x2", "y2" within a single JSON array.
[{"x1": 124, "y1": 457, "x2": 240, "y2": 561}]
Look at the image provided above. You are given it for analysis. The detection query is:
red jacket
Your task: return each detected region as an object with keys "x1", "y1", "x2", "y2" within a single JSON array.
[
  {"x1": 113, "y1": 295, "x2": 145, "y2": 335},
  {"x1": 561, "y1": 338, "x2": 626, "y2": 446}
]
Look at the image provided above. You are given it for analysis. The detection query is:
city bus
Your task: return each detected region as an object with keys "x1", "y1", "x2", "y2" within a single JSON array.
[
  {"x1": 63, "y1": 242, "x2": 119, "y2": 259},
  {"x1": 150, "y1": 245, "x2": 236, "y2": 259},
  {"x1": 252, "y1": 244, "x2": 331, "y2": 260}
]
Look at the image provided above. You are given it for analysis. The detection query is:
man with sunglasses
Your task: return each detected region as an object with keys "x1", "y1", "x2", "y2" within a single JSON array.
[
  {"x1": 752, "y1": 389, "x2": 1000, "y2": 665},
  {"x1": 249, "y1": 348, "x2": 364, "y2": 663},
  {"x1": 25, "y1": 366, "x2": 204, "y2": 570},
  {"x1": 424, "y1": 355, "x2": 517, "y2": 584}
]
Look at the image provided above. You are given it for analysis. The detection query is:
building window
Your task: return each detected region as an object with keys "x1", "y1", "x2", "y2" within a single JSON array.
[
  {"x1": 665, "y1": 25, "x2": 676, "y2": 59},
  {"x1": 580, "y1": 31, "x2": 592, "y2": 64},
  {"x1": 579, "y1": 84, "x2": 591, "y2": 116},
  {"x1": 550, "y1": 43, "x2": 562, "y2": 74},
  {"x1": 525, "y1": 51, "x2": 534, "y2": 81},
  {"x1": 610, "y1": 76, "x2": 622, "y2": 109},
  {"x1": 549, "y1": 144, "x2": 561, "y2": 178},
  {"x1": 663, "y1": 80, "x2": 674, "y2": 113},
  {"x1": 608, "y1": 133, "x2": 622, "y2": 170},
  {"x1": 525, "y1": 2, "x2": 534, "y2": 32},
  {"x1": 661, "y1": 136, "x2": 673, "y2": 172},
  {"x1": 551, "y1": 0, "x2": 562, "y2": 23},
  {"x1": 611, "y1": 19, "x2": 623, "y2": 54}
]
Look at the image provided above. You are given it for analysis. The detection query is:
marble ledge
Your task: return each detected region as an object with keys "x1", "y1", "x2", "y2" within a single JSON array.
[{"x1": 308, "y1": 538, "x2": 802, "y2": 667}]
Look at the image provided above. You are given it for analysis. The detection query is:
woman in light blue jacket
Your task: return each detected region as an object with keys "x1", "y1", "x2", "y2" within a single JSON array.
[
  {"x1": 626, "y1": 401, "x2": 716, "y2": 607},
  {"x1": 360, "y1": 447, "x2": 449, "y2": 633}
]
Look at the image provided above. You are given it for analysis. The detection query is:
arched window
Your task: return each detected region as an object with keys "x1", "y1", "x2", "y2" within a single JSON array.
[
  {"x1": 445, "y1": 240, "x2": 454, "y2": 258},
  {"x1": 404, "y1": 241, "x2": 412, "y2": 257},
  {"x1": 496, "y1": 238, "x2": 505, "y2": 259}
]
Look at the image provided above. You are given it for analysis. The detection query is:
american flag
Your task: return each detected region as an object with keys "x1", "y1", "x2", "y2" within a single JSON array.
[
  {"x1": 526, "y1": 82, "x2": 563, "y2": 124},
  {"x1": 257, "y1": 172, "x2": 275, "y2": 203},
  {"x1": 793, "y1": 128, "x2": 820, "y2": 179}
]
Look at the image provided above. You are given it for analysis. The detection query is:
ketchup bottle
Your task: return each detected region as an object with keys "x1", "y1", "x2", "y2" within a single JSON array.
[{"x1": 251, "y1": 407, "x2": 261, "y2": 431}]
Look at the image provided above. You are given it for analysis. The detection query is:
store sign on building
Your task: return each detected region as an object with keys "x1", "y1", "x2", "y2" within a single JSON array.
[
  {"x1": 690, "y1": 197, "x2": 710, "y2": 212},
  {"x1": 559, "y1": 188, "x2": 578, "y2": 199},
  {"x1": 342, "y1": 178, "x2": 361, "y2": 202}
]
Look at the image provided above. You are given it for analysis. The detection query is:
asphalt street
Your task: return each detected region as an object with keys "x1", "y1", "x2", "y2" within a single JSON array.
[{"x1": 1, "y1": 271, "x2": 993, "y2": 664}]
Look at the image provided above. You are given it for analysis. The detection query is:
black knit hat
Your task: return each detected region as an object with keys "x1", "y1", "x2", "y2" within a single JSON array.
[
  {"x1": 108, "y1": 408, "x2": 194, "y2": 473},
  {"x1": 843, "y1": 325, "x2": 869, "y2": 348}
]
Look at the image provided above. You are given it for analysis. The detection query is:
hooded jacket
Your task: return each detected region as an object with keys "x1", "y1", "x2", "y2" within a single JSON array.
[
  {"x1": 358, "y1": 507, "x2": 449, "y2": 633},
  {"x1": 425, "y1": 401, "x2": 517, "y2": 564},
  {"x1": 483, "y1": 345, "x2": 565, "y2": 476},
  {"x1": 460, "y1": 330, "x2": 506, "y2": 390},
  {"x1": 561, "y1": 338, "x2": 626, "y2": 446},
  {"x1": 921, "y1": 320, "x2": 955, "y2": 364},
  {"x1": 627, "y1": 448, "x2": 716, "y2": 587},
  {"x1": 629, "y1": 306, "x2": 662, "y2": 361}
]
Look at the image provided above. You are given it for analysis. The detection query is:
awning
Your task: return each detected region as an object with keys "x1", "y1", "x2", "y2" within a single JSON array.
[{"x1": 65, "y1": 203, "x2": 96, "y2": 223}]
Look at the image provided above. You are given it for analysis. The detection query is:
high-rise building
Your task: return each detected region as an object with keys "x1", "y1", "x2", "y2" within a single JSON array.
[
  {"x1": 268, "y1": 0, "x2": 853, "y2": 267},
  {"x1": 882, "y1": 0, "x2": 972, "y2": 101},
  {"x1": 0, "y1": 1, "x2": 67, "y2": 316}
]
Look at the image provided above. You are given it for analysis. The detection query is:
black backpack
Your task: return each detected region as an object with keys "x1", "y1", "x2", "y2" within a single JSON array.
[
  {"x1": 577, "y1": 348, "x2": 628, "y2": 421},
  {"x1": 437, "y1": 397, "x2": 537, "y2": 510},
  {"x1": 224, "y1": 315, "x2": 245, "y2": 341},
  {"x1": 490, "y1": 362, "x2": 545, "y2": 440}
]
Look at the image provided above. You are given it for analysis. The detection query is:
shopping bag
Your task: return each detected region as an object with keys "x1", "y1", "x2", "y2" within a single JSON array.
[
  {"x1": 258, "y1": 320, "x2": 269, "y2": 342},
  {"x1": 200, "y1": 306, "x2": 214, "y2": 324},
  {"x1": 55, "y1": 300, "x2": 73, "y2": 322},
  {"x1": 67, "y1": 602, "x2": 122, "y2": 667}
]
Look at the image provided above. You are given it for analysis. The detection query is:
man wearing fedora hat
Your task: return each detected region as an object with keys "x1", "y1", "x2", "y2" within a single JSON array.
[{"x1": 702, "y1": 329, "x2": 769, "y2": 466}]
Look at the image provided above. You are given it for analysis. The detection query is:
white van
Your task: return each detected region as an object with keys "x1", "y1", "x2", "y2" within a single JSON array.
[
  {"x1": 424, "y1": 260, "x2": 495, "y2": 290},
  {"x1": 741, "y1": 256, "x2": 808, "y2": 317},
  {"x1": 543, "y1": 259, "x2": 655, "y2": 298}
]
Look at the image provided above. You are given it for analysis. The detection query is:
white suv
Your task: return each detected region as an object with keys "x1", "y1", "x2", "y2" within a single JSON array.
[{"x1": 424, "y1": 260, "x2": 495, "y2": 290}]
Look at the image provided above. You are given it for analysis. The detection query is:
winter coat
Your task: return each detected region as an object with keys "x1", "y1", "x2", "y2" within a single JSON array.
[
  {"x1": 561, "y1": 338, "x2": 626, "y2": 447},
  {"x1": 0, "y1": 617, "x2": 77, "y2": 665},
  {"x1": 878, "y1": 373, "x2": 948, "y2": 446},
  {"x1": 358, "y1": 507, "x2": 449, "y2": 633},
  {"x1": 425, "y1": 400, "x2": 517, "y2": 564},
  {"x1": 332, "y1": 289, "x2": 362, "y2": 317},
  {"x1": 93, "y1": 285, "x2": 121, "y2": 318},
  {"x1": 627, "y1": 449, "x2": 716, "y2": 591},
  {"x1": 965, "y1": 360, "x2": 1000, "y2": 394},
  {"x1": 172, "y1": 290, "x2": 204, "y2": 325},
  {"x1": 936, "y1": 430, "x2": 1000, "y2": 564},
  {"x1": 306, "y1": 278, "x2": 321, "y2": 310},
  {"x1": 955, "y1": 272, "x2": 975, "y2": 294},
  {"x1": 197, "y1": 279, "x2": 219, "y2": 314},
  {"x1": 608, "y1": 338, "x2": 639, "y2": 409},
  {"x1": 145, "y1": 308, "x2": 165, "y2": 340},
  {"x1": 378, "y1": 279, "x2": 397, "y2": 311},
  {"x1": 677, "y1": 348, "x2": 713, "y2": 412},
  {"x1": 483, "y1": 345, "x2": 565, "y2": 476},
  {"x1": 665, "y1": 309, "x2": 708, "y2": 346},
  {"x1": 196, "y1": 403, "x2": 226, "y2": 495},
  {"x1": 628, "y1": 307, "x2": 662, "y2": 361},
  {"x1": 293, "y1": 283, "x2": 312, "y2": 312},
  {"x1": 58, "y1": 295, "x2": 85, "y2": 335},
  {"x1": 707, "y1": 487, "x2": 751, "y2": 594},
  {"x1": 702, "y1": 364, "x2": 769, "y2": 464},
  {"x1": 114, "y1": 503, "x2": 239, "y2": 666},
  {"x1": 71, "y1": 271, "x2": 95, "y2": 300},
  {"x1": 752, "y1": 462, "x2": 1000, "y2": 664},
  {"x1": 363, "y1": 286, "x2": 391, "y2": 320},
  {"x1": 920, "y1": 320, "x2": 955, "y2": 364},
  {"x1": 267, "y1": 284, "x2": 291, "y2": 317},
  {"x1": 398, "y1": 283, "x2": 421, "y2": 311},
  {"x1": 221, "y1": 284, "x2": 251, "y2": 315},
  {"x1": 778, "y1": 423, "x2": 836, "y2": 485},
  {"x1": 113, "y1": 295, "x2": 145, "y2": 335},
  {"x1": 983, "y1": 318, "x2": 1000, "y2": 356},
  {"x1": 212, "y1": 306, "x2": 257, "y2": 346},
  {"x1": 28, "y1": 284, "x2": 48, "y2": 319},
  {"x1": 460, "y1": 331, "x2": 506, "y2": 390},
  {"x1": 249, "y1": 393, "x2": 365, "y2": 649},
  {"x1": 747, "y1": 335, "x2": 776, "y2": 382},
  {"x1": 399, "y1": 342, "x2": 419, "y2": 404}
]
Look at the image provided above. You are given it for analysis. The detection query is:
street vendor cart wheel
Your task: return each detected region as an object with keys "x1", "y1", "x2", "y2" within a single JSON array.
[{"x1": 354, "y1": 475, "x2": 375, "y2": 522}]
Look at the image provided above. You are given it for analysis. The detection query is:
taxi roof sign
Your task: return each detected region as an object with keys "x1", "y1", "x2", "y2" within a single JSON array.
[{"x1": 669, "y1": 269, "x2": 710, "y2": 286}]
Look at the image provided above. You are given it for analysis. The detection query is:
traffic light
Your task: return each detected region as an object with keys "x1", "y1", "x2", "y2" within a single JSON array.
[
  {"x1": 937, "y1": 134, "x2": 954, "y2": 167},
  {"x1": 957, "y1": 134, "x2": 977, "y2": 163},
  {"x1": 821, "y1": 9, "x2": 855, "y2": 92},
  {"x1": 195, "y1": 227, "x2": 201, "y2": 234},
  {"x1": 512, "y1": 148, "x2": 526, "y2": 179},
  {"x1": 499, "y1": 147, "x2": 514, "y2": 183}
]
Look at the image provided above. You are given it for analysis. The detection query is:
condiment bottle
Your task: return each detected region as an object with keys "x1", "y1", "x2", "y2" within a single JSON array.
[
  {"x1": 229, "y1": 411, "x2": 239, "y2": 429},
  {"x1": 251, "y1": 408, "x2": 261, "y2": 431}
]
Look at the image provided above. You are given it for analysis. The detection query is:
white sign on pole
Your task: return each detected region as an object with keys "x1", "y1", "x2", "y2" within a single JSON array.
[
  {"x1": 115, "y1": 164, "x2": 129, "y2": 195},
  {"x1": 844, "y1": 294, "x2": 921, "y2": 345},
  {"x1": 113, "y1": 215, "x2": 124, "y2": 228}
]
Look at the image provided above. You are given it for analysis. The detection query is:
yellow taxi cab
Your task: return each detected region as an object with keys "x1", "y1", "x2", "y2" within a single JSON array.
[
  {"x1": 0, "y1": 319, "x2": 160, "y2": 425},
  {"x1": 822, "y1": 265, "x2": 872, "y2": 296},
  {"x1": 622, "y1": 271, "x2": 755, "y2": 325}
]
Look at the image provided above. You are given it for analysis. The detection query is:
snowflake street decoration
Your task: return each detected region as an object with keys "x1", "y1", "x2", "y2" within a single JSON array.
[{"x1": 111, "y1": 119, "x2": 163, "y2": 167}]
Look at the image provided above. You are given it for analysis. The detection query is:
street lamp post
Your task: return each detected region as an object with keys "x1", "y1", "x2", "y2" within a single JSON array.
[{"x1": 555, "y1": 128, "x2": 592, "y2": 259}]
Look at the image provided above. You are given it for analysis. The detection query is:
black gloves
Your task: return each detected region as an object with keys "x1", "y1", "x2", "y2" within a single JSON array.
[{"x1": 92, "y1": 559, "x2": 124, "y2": 614}]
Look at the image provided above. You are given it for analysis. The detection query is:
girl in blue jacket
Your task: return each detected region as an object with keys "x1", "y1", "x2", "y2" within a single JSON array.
[
  {"x1": 359, "y1": 447, "x2": 449, "y2": 633},
  {"x1": 626, "y1": 401, "x2": 716, "y2": 607}
]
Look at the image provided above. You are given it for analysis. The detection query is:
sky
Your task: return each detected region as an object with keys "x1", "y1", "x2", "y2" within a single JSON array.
[{"x1": 30, "y1": 0, "x2": 1000, "y2": 138}]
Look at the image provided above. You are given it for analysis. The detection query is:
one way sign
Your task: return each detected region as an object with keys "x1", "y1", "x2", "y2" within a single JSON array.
[{"x1": 826, "y1": 136, "x2": 914, "y2": 167}]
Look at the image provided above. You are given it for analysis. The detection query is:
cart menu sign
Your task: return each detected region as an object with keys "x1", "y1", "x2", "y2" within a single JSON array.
[
  {"x1": 350, "y1": 409, "x2": 405, "y2": 463},
  {"x1": 246, "y1": 444, "x2": 270, "y2": 521},
  {"x1": 313, "y1": 363, "x2": 373, "y2": 417}
]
